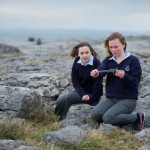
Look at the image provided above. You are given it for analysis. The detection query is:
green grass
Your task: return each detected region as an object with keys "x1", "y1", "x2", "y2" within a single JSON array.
[
  {"x1": 0, "y1": 64, "x2": 7, "y2": 75},
  {"x1": 0, "y1": 120, "x2": 27, "y2": 140},
  {"x1": 136, "y1": 51, "x2": 150, "y2": 57},
  {"x1": 26, "y1": 59, "x2": 44, "y2": 65},
  {"x1": 0, "y1": 112, "x2": 149, "y2": 150},
  {"x1": 49, "y1": 51, "x2": 61, "y2": 58},
  {"x1": 0, "y1": 53, "x2": 21, "y2": 58},
  {"x1": 66, "y1": 129, "x2": 150, "y2": 150},
  {"x1": 0, "y1": 70, "x2": 149, "y2": 149},
  {"x1": 0, "y1": 119, "x2": 61, "y2": 150},
  {"x1": 0, "y1": 120, "x2": 150, "y2": 150}
]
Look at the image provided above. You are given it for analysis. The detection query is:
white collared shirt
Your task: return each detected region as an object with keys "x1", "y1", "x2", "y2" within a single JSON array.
[
  {"x1": 109, "y1": 51, "x2": 131, "y2": 62},
  {"x1": 77, "y1": 55, "x2": 94, "y2": 66}
]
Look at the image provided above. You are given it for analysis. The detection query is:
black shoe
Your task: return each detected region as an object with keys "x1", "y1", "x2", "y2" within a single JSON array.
[{"x1": 132, "y1": 112, "x2": 145, "y2": 131}]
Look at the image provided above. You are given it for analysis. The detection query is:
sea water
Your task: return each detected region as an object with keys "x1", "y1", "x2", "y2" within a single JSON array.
[{"x1": 0, "y1": 28, "x2": 147, "y2": 41}]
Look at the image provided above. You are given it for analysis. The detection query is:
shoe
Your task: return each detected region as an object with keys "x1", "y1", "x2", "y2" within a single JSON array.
[
  {"x1": 132, "y1": 112, "x2": 145, "y2": 131},
  {"x1": 86, "y1": 115, "x2": 100, "y2": 129}
]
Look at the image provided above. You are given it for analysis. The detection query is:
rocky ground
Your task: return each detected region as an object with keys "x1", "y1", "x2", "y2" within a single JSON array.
[{"x1": 0, "y1": 36, "x2": 150, "y2": 149}]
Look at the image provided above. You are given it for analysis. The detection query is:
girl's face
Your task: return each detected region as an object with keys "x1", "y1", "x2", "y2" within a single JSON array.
[
  {"x1": 78, "y1": 46, "x2": 91, "y2": 65},
  {"x1": 108, "y1": 38, "x2": 125, "y2": 57}
]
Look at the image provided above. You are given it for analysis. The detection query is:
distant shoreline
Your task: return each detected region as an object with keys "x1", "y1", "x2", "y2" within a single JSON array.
[{"x1": 0, "y1": 28, "x2": 150, "y2": 40}]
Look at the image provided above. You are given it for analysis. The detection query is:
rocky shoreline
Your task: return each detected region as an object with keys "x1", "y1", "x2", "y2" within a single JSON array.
[{"x1": 0, "y1": 36, "x2": 150, "y2": 149}]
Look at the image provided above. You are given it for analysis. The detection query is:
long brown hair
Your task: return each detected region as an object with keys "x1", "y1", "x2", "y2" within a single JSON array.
[
  {"x1": 70, "y1": 41, "x2": 98, "y2": 58},
  {"x1": 104, "y1": 32, "x2": 127, "y2": 55}
]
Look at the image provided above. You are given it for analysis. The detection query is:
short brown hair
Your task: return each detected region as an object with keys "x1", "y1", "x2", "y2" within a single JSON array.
[
  {"x1": 70, "y1": 41, "x2": 98, "y2": 58},
  {"x1": 104, "y1": 32, "x2": 127, "y2": 55}
]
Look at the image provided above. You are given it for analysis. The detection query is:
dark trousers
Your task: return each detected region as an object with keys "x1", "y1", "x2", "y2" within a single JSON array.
[
  {"x1": 54, "y1": 90, "x2": 90, "y2": 118},
  {"x1": 91, "y1": 98, "x2": 137, "y2": 126}
]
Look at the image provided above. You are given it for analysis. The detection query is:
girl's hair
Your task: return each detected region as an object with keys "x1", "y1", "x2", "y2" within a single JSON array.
[
  {"x1": 103, "y1": 32, "x2": 127, "y2": 55},
  {"x1": 70, "y1": 41, "x2": 98, "y2": 58}
]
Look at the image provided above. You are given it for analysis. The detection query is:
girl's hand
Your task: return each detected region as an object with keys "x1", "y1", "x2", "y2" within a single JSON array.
[
  {"x1": 90, "y1": 69, "x2": 99, "y2": 77},
  {"x1": 115, "y1": 70, "x2": 125, "y2": 79},
  {"x1": 82, "y1": 95, "x2": 90, "y2": 101}
]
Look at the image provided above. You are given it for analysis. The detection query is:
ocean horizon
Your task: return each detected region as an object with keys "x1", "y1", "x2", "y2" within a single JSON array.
[{"x1": 0, "y1": 28, "x2": 150, "y2": 40}]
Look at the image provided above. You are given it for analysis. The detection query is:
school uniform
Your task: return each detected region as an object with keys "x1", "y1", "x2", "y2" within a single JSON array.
[
  {"x1": 54, "y1": 55, "x2": 103, "y2": 119},
  {"x1": 91, "y1": 51, "x2": 142, "y2": 126}
]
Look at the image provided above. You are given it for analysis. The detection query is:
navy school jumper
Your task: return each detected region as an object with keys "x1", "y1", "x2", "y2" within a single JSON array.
[
  {"x1": 72, "y1": 56, "x2": 103, "y2": 106},
  {"x1": 97, "y1": 54, "x2": 142, "y2": 100}
]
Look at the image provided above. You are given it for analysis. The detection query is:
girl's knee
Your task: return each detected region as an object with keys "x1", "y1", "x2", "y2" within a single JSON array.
[
  {"x1": 91, "y1": 110, "x2": 103, "y2": 123},
  {"x1": 103, "y1": 113, "x2": 114, "y2": 124},
  {"x1": 56, "y1": 95, "x2": 67, "y2": 106},
  {"x1": 91, "y1": 111, "x2": 97, "y2": 120}
]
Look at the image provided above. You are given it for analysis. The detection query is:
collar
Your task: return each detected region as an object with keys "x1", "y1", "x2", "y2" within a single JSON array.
[
  {"x1": 109, "y1": 51, "x2": 131, "y2": 61},
  {"x1": 77, "y1": 55, "x2": 94, "y2": 66}
]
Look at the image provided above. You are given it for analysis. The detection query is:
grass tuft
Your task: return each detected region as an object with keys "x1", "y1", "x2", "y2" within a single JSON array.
[
  {"x1": 136, "y1": 51, "x2": 150, "y2": 58},
  {"x1": 0, "y1": 120, "x2": 27, "y2": 140},
  {"x1": 66, "y1": 129, "x2": 150, "y2": 150},
  {"x1": 0, "y1": 53, "x2": 21, "y2": 58},
  {"x1": 24, "y1": 102, "x2": 59, "y2": 125},
  {"x1": 0, "y1": 120, "x2": 150, "y2": 150},
  {"x1": 26, "y1": 59, "x2": 44, "y2": 65},
  {"x1": 0, "y1": 64, "x2": 7, "y2": 75}
]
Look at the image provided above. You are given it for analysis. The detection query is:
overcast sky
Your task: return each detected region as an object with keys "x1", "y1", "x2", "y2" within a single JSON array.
[{"x1": 0, "y1": 0, "x2": 150, "y2": 32}]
